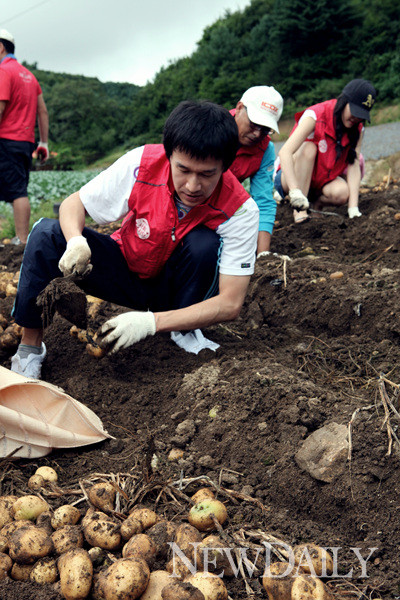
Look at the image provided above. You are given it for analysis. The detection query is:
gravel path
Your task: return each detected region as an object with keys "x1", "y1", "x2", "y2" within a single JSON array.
[{"x1": 274, "y1": 120, "x2": 400, "y2": 160}]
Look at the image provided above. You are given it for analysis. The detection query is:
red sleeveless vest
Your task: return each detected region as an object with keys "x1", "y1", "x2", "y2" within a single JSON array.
[
  {"x1": 292, "y1": 99, "x2": 362, "y2": 191},
  {"x1": 229, "y1": 108, "x2": 271, "y2": 182},
  {"x1": 111, "y1": 145, "x2": 250, "y2": 278}
]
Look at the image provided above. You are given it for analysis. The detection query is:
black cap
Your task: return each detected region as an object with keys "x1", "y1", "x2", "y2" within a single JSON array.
[{"x1": 342, "y1": 79, "x2": 377, "y2": 122}]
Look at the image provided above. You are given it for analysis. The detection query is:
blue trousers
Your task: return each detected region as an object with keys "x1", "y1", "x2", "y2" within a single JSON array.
[{"x1": 12, "y1": 219, "x2": 222, "y2": 329}]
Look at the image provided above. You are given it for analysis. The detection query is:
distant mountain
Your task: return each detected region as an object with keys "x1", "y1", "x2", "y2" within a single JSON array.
[{"x1": 26, "y1": 0, "x2": 400, "y2": 167}]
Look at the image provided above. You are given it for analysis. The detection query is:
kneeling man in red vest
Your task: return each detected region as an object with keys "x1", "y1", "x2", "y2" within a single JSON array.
[{"x1": 10, "y1": 100, "x2": 259, "y2": 379}]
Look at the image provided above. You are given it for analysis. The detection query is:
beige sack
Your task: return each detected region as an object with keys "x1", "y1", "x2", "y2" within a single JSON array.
[{"x1": 0, "y1": 366, "x2": 113, "y2": 459}]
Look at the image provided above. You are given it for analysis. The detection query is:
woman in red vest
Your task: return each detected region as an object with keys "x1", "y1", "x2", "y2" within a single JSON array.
[{"x1": 274, "y1": 79, "x2": 376, "y2": 223}]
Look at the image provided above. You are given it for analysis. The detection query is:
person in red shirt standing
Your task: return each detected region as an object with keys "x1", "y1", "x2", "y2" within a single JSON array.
[
  {"x1": 0, "y1": 28, "x2": 49, "y2": 244},
  {"x1": 275, "y1": 79, "x2": 376, "y2": 223}
]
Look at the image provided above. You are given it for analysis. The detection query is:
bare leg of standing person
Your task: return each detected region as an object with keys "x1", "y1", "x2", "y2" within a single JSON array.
[{"x1": 12, "y1": 196, "x2": 31, "y2": 243}]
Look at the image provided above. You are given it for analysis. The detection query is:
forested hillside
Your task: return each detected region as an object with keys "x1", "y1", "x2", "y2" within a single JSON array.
[{"x1": 26, "y1": 0, "x2": 400, "y2": 167}]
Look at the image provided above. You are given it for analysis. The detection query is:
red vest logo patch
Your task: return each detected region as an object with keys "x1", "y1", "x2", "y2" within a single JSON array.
[
  {"x1": 136, "y1": 218, "x2": 150, "y2": 239},
  {"x1": 318, "y1": 139, "x2": 328, "y2": 153}
]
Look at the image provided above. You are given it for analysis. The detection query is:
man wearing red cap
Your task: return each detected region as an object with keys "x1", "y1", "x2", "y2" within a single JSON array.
[{"x1": 0, "y1": 28, "x2": 49, "y2": 244}]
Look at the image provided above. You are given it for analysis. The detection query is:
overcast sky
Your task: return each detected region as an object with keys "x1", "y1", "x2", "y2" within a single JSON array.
[{"x1": 2, "y1": 0, "x2": 251, "y2": 86}]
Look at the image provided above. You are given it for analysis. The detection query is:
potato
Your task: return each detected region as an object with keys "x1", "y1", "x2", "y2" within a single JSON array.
[
  {"x1": 12, "y1": 495, "x2": 50, "y2": 521},
  {"x1": 262, "y1": 562, "x2": 293, "y2": 600},
  {"x1": 83, "y1": 513, "x2": 121, "y2": 550},
  {"x1": 9, "y1": 524, "x2": 53, "y2": 564},
  {"x1": 96, "y1": 557, "x2": 150, "y2": 600},
  {"x1": 128, "y1": 507, "x2": 158, "y2": 531},
  {"x1": 0, "y1": 332, "x2": 18, "y2": 350},
  {"x1": 52, "y1": 525, "x2": 84, "y2": 554},
  {"x1": 36, "y1": 510, "x2": 54, "y2": 535},
  {"x1": 147, "y1": 520, "x2": 178, "y2": 559},
  {"x1": 35, "y1": 466, "x2": 58, "y2": 483},
  {"x1": 30, "y1": 556, "x2": 58, "y2": 584},
  {"x1": 196, "y1": 535, "x2": 234, "y2": 577},
  {"x1": 70, "y1": 325, "x2": 80, "y2": 337},
  {"x1": 175, "y1": 523, "x2": 203, "y2": 557},
  {"x1": 88, "y1": 482, "x2": 116, "y2": 513},
  {"x1": 58, "y1": 548, "x2": 93, "y2": 600},
  {"x1": 28, "y1": 474, "x2": 46, "y2": 491},
  {"x1": 188, "y1": 500, "x2": 227, "y2": 532},
  {"x1": 162, "y1": 581, "x2": 205, "y2": 600},
  {"x1": 121, "y1": 508, "x2": 158, "y2": 542},
  {"x1": 1, "y1": 518, "x2": 35, "y2": 538},
  {"x1": 88, "y1": 546, "x2": 107, "y2": 567},
  {"x1": 51, "y1": 504, "x2": 81, "y2": 529},
  {"x1": 77, "y1": 329, "x2": 90, "y2": 343},
  {"x1": 0, "y1": 552, "x2": 12, "y2": 574},
  {"x1": 82, "y1": 508, "x2": 111, "y2": 528},
  {"x1": 166, "y1": 556, "x2": 194, "y2": 581},
  {"x1": 122, "y1": 533, "x2": 158, "y2": 566},
  {"x1": 140, "y1": 569, "x2": 171, "y2": 600},
  {"x1": 186, "y1": 572, "x2": 228, "y2": 600},
  {"x1": 0, "y1": 313, "x2": 8, "y2": 328},
  {"x1": 10, "y1": 562, "x2": 34, "y2": 581},
  {"x1": 293, "y1": 544, "x2": 333, "y2": 576},
  {"x1": 291, "y1": 574, "x2": 331, "y2": 599},
  {"x1": 0, "y1": 495, "x2": 17, "y2": 528},
  {"x1": 168, "y1": 448, "x2": 184, "y2": 461},
  {"x1": 5, "y1": 283, "x2": 17, "y2": 296},
  {"x1": 86, "y1": 343, "x2": 107, "y2": 358},
  {"x1": 191, "y1": 488, "x2": 215, "y2": 504},
  {"x1": 120, "y1": 515, "x2": 143, "y2": 541},
  {"x1": 0, "y1": 534, "x2": 8, "y2": 553}
]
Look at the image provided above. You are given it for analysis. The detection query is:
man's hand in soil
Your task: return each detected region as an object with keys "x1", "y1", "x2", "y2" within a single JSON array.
[
  {"x1": 58, "y1": 236, "x2": 92, "y2": 277},
  {"x1": 99, "y1": 311, "x2": 156, "y2": 354}
]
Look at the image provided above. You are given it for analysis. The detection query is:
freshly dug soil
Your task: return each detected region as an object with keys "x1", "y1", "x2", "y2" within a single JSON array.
[
  {"x1": 0, "y1": 185, "x2": 400, "y2": 600},
  {"x1": 37, "y1": 275, "x2": 88, "y2": 329}
]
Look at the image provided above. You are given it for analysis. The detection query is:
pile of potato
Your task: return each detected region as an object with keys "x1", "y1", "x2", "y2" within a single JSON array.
[
  {"x1": 0, "y1": 468, "x2": 334, "y2": 600},
  {"x1": 0, "y1": 270, "x2": 19, "y2": 298},
  {"x1": 0, "y1": 313, "x2": 22, "y2": 351}
]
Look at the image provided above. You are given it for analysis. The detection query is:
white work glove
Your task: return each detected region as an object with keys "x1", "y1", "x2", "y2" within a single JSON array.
[
  {"x1": 36, "y1": 141, "x2": 49, "y2": 162},
  {"x1": 58, "y1": 235, "x2": 92, "y2": 277},
  {"x1": 348, "y1": 206, "x2": 362, "y2": 218},
  {"x1": 99, "y1": 311, "x2": 156, "y2": 354},
  {"x1": 288, "y1": 188, "x2": 310, "y2": 210},
  {"x1": 257, "y1": 251, "x2": 292, "y2": 261}
]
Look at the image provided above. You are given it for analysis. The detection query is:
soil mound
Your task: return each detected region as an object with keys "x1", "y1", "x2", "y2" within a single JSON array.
[{"x1": 0, "y1": 184, "x2": 399, "y2": 599}]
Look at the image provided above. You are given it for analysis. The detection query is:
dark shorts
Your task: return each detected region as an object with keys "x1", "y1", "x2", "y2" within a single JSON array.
[{"x1": 0, "y1": 138, "x2": 34, "y2": 203}]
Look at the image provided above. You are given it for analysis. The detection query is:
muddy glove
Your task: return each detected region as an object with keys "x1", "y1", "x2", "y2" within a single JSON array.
[
  {"x1": 348, "y1": 206, "x2": 362, "y2": 218},
  {"x1": 36, "y1": 141, "x2": 49, "y2": 163},
  {"x1": 288, "y1": 188, "x2": 309, "y2": 210},
  {"x1": 58, "y1": 235, "x2": 92, "y2": 277},
  {"x1": 99, "y1": 311, "x2": 156, "y2": 354}
]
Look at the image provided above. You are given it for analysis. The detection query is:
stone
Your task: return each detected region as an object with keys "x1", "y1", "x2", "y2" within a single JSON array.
[
  {"x1": 198, "y1": 455, "x2": 214, "y2": 468},
  {"x1": 175, "y1": 419, "x2": 196, "y2": 438},
  {"x1": 295, "y1": 422, "x2": 349, "y2": 483}
]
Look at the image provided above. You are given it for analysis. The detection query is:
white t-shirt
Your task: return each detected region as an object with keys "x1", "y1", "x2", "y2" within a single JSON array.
[{"x1": 79, "y1": 146, "x2": 259, "y2": 276}]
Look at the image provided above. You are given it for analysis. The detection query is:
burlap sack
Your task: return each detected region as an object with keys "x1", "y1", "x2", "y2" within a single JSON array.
[{"x1": 0, "y1": 366, "x2": 112, "y2": 458}]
